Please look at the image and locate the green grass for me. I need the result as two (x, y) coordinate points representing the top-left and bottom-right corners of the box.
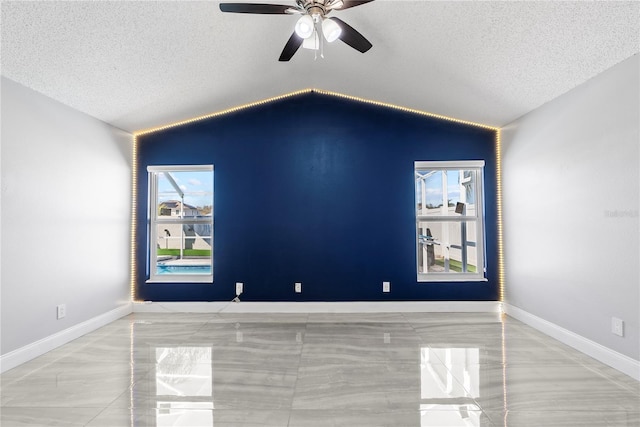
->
(157, 249), (211, 257)
(434, 258), (476, 273)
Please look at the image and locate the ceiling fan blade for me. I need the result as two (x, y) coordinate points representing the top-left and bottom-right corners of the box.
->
(279, 31), (303, 61)
(332, 0), (375, 10)
(331, 17), (372, 53)
(219, 3), (294, 14)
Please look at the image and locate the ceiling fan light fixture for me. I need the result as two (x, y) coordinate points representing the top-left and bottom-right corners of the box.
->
(322, 17), (342, 42)
(302, 31), (320, 50)
(328, 0), (344, 10)
(295, 14), (314, 38)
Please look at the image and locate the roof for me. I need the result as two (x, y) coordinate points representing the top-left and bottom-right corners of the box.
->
(159, 201), (198, 211)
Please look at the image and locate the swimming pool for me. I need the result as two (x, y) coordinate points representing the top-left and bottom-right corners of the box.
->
(156, 265), (212, 275)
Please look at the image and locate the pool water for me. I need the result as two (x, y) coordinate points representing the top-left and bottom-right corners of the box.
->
(156, 265), (211, 275)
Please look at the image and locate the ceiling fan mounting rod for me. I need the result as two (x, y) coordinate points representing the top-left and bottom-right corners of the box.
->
(297, 0), (328, 17)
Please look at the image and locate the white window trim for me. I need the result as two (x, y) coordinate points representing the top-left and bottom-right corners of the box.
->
(148, 165), (213, 173)
(415, 160), (487, 282)
(415, 160), (485, 169)
(147, 165), (214, 283)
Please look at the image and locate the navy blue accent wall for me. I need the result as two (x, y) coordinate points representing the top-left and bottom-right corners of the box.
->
(135, 93), (498, 302)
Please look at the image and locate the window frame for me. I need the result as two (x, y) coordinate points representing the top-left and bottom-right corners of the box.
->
(415, 160), (486, 282)
(147, 165), (213, 283)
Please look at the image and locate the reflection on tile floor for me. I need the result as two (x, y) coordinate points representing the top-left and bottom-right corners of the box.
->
(1, 312), (638, 426)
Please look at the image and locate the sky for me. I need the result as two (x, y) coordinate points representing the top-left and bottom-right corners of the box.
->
(158, 171), (213, 208)
(157, 169), (476, 210)
(417, 170), (459, 207)
(416, 170), (476, 208)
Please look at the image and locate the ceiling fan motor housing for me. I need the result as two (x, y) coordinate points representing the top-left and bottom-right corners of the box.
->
(297, 0), (335, 17)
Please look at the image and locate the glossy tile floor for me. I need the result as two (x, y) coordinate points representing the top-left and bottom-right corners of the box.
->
(1, 312), (638, 426)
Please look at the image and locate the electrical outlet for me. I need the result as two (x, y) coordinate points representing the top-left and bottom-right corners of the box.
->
(56, 304), (66, 319)
(382, 281), (391, 293)
(612, 317), (624, 337)
(235, 282), (243, 295)
(384, 333), (391, 344)
(295, 282), (302, 293)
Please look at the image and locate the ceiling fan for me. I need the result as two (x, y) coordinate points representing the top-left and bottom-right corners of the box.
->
(219, 0), (374, 61)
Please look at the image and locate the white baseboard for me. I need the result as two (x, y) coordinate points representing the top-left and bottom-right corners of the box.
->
(503, 303), (640, 381)
(7, 301), (636, 381)
(0, 303), (133, 374)
(133, 300), (501, 313)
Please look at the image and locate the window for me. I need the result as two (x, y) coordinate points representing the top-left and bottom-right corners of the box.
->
(420, 347), (481, 425)
(154, 346), (213, 426)
(148, 165), (213, 283)
(415, 161), (485, 281)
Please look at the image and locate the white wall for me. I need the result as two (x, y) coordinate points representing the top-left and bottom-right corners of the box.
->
(502, 54), (639, 361)
(1, 77), (132, 359)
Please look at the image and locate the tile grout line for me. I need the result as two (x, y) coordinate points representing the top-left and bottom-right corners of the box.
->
(287, 312), (310, 427)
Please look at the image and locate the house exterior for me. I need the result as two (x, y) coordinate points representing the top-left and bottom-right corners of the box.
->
(158, 200), (199, 217)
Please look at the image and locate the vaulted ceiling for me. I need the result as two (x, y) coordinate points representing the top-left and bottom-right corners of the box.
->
(2, 1), (638, 133)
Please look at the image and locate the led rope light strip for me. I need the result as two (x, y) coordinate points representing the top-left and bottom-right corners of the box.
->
(135, 89), (313, 136)
(496, 130), (505, 302)
(130, 89), (504, 303)
(314, 89), (499, 131)
(135, 88), (499, 136)
(130, 134), (139, 302)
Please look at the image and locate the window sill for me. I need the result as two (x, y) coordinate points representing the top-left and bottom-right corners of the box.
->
(417, 275), (488, 283)
(146, 275), (213, 284)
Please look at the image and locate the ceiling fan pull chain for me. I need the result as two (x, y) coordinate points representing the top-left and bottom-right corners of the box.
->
(317, 18), (324, 59)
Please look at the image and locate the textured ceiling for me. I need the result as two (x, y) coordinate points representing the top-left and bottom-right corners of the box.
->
(2, 1), (639, 133)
